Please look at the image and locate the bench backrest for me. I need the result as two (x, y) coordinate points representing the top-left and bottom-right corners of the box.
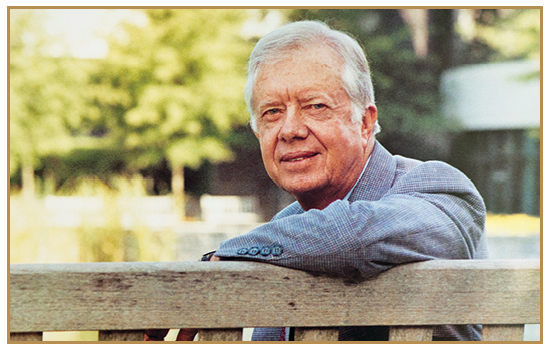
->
(9, 259), (540, 342)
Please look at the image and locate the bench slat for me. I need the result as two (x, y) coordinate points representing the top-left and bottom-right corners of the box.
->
(9, 260), (539, 332)
(98, 330), (144, 341)
(389, 326), (433, 341)
(295, 327), (339, 341)
(10, 332), (43, 341)
(198, 328), (243, 341)
(482, 324), (524, 341)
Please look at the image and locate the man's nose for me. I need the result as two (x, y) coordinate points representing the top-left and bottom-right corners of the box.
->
(278, 107), (308, 142)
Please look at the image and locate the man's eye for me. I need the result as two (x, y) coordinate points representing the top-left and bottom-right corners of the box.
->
(311, 104), (327, 110)
(264, 109), (280, 116)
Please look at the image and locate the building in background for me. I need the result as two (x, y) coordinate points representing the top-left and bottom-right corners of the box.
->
(442, 60), (540, 216)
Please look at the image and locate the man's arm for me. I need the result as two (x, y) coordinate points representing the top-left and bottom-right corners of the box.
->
(214, 161), (486, 281)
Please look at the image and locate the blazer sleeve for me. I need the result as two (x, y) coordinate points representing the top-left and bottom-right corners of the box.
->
(214, 161), (486, 281)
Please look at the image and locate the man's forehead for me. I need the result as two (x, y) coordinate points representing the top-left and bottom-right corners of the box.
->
(257, 43), (343, 72)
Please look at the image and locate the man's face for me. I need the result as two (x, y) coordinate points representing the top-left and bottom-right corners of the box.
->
(252, 45), (377, 209)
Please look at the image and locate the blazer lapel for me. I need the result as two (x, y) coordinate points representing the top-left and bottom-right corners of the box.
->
(348, 141), (397, 202)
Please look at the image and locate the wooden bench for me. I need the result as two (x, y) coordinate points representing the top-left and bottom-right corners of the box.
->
(9, 259), (540, 342)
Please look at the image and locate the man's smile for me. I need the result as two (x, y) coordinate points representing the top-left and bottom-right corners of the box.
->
(280, 151), (320, 163)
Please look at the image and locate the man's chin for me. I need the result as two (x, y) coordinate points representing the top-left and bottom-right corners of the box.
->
(282, 182), (328, 201)
(281, 181), (320, 194)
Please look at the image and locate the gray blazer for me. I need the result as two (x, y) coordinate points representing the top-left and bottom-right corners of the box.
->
(216, 141), (487, 341)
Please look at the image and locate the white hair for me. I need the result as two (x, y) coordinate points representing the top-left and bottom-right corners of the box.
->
(244, 20), (380, 134)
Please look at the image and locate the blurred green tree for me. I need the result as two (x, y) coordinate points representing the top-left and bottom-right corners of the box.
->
(453, 9), (540, 83)
(10, 10), (91, 198)
(456, 9), (540, 64)
(87, 9), (252, 217)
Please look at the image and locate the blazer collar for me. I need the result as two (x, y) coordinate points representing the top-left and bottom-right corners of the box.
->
(348, 141), (397, 202)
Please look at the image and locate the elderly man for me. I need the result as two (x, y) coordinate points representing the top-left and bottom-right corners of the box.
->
(146, 20), (487, 342)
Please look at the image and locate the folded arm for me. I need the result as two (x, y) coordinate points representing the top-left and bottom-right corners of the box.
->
(215, 162), (486, 280)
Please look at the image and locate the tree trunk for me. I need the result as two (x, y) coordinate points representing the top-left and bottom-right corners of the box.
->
(399, 9), (429, 58)
(22, 162), (35, 200)
(430, 9), (457, 72)
(172, 166), (185, 221)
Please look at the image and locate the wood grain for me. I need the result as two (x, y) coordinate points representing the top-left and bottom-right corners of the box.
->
(198, 328), (242, 341)
(10, 259), (540, 334)
(482, 324), (525, 341)
(389, 326), (433, 341)
(295, 327), (339, 341)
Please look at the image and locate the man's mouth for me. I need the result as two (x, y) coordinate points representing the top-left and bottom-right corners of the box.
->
(281, 151), (319, 162)
(288, 156), (310, 162)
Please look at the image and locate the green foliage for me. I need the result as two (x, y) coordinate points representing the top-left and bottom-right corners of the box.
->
(470, 9), (540, 62)
(11, 8), (538, 189)
(10, 10), (92, 176)
(10, 9), (253, 192)
(91, 9), (252, 170)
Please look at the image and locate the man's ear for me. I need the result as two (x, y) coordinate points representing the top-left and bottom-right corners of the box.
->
(361, 104), (378, 138)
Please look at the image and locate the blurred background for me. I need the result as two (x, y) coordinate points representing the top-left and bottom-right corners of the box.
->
(9, 8), (540, 340)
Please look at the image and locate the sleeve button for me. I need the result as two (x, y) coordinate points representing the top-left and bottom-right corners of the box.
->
(260, 247), (271, 256)
(237, 248), (248, 255)
(272, 245), (283, 256)
(248, 247), (260, 256)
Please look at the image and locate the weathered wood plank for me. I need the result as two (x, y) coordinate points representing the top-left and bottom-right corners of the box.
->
(10, 259), (540, 332)
(389, 326), (433, 341)
(10, 332), (42, 341)
(295, 327), (339, 341)
(198, 328), (242, 341)
(482, 324), (525, 341)
(98, 330), (144, 341)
